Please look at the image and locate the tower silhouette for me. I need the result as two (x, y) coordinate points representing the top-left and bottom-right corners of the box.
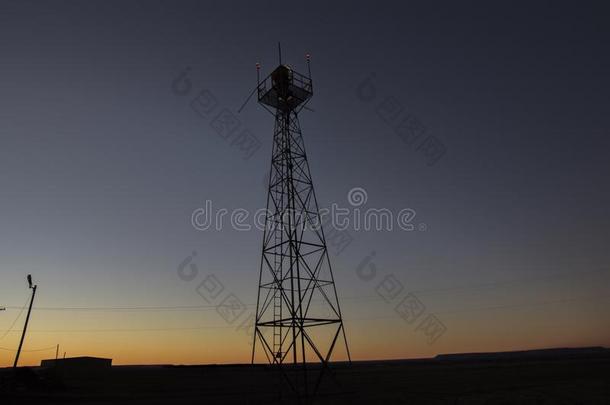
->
(251, 51), (351, 384)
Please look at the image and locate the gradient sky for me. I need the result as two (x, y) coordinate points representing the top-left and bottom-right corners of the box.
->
(1, 0), (609, 367)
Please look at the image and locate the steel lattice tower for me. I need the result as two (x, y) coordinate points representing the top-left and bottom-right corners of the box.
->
(251, 55), (351, 379)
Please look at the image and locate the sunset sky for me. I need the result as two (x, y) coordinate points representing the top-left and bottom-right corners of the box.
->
(1, 1), (609, 367)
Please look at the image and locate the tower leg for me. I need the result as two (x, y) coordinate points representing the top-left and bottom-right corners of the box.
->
(253, 110), (350, 395)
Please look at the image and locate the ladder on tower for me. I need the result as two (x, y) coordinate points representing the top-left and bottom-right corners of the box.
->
(272, 169), (283, 361)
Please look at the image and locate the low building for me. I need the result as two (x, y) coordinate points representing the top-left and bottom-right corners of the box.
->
(40, 356), (112, 371)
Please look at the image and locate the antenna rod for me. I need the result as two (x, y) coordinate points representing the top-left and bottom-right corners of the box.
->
(236, 63), (262, 114)
(306, 53), (311, 77)
(13, 275), (37, 369)
(278, 42), (282, 64)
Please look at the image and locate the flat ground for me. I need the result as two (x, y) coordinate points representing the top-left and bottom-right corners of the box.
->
(2, 354), (610, 404)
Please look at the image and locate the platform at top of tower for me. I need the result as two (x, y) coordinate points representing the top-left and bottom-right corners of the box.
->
(257, 64), (312, 111)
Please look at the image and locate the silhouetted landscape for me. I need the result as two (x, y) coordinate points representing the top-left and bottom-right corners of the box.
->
(1, 348), (609, 404)
(2, 1), (610, 404)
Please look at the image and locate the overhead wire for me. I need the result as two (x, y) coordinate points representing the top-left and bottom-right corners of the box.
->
(0, 295), (29, 340)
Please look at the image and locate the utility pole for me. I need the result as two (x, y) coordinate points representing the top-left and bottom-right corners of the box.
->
(13, 274), (37, 369)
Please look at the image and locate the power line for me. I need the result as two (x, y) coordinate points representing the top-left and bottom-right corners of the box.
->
(2, 267), (607, 313)
(0, 296), (383, 312)
(0, 294), (607, 334)
(0, 345), (56, 353)
(411, 267), (609, 296)
(0, 296), (29, 340)
(2, 304), (229, 312)
(435, 294), (610, 316)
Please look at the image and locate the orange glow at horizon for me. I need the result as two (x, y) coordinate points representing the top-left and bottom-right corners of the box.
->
(3, 306), (609, 368)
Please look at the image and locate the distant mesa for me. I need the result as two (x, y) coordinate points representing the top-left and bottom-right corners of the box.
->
(434, 346), (609, 362)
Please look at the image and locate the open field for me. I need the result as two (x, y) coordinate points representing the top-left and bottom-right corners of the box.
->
(2, 349), (610, 404)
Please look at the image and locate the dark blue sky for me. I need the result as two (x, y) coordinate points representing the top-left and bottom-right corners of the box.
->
(0, 1), (609, 364)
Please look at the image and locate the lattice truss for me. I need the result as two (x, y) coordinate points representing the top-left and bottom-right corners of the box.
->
(252, 110), (350, 366)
